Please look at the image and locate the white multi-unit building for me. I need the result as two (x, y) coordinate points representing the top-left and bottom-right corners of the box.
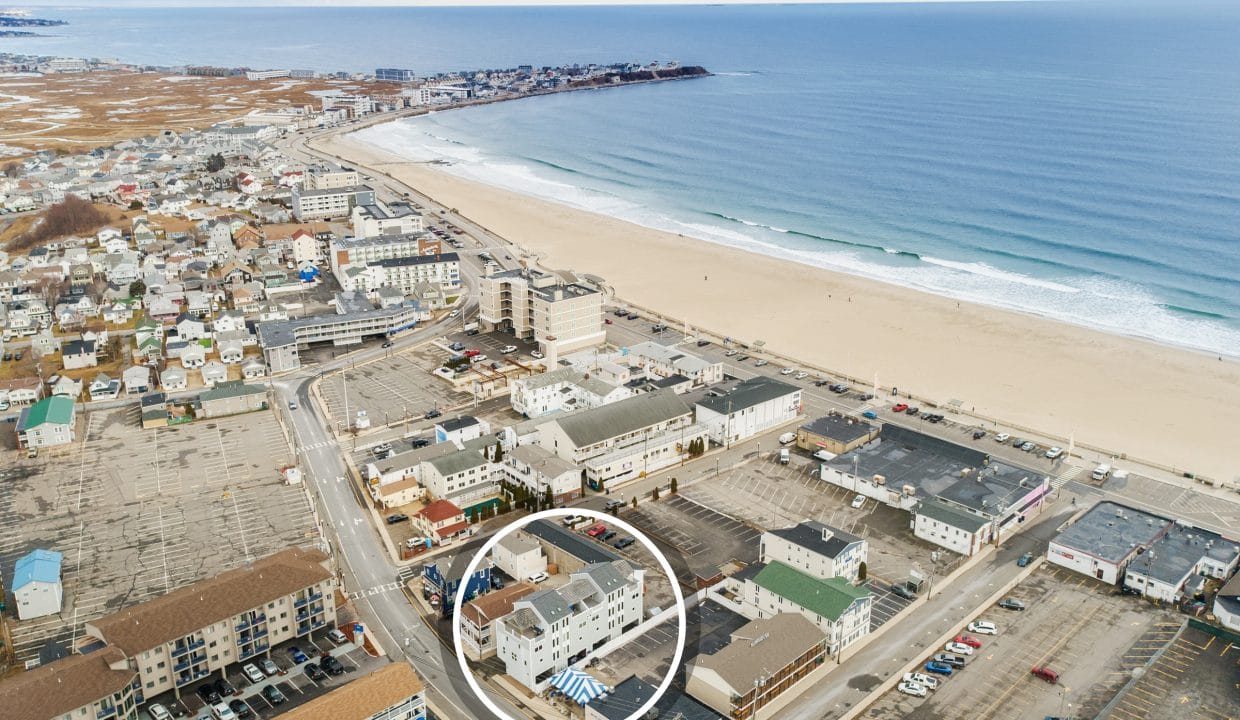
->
(760, 521), (867, 584)
(491, 533), (549, 583)
(732, 561), (871, 657)
(503, 445), (582, 505)
(352, 253), (461, 296)
(496, 561), (644, 690)
(478, 266), (604, 357)
(627, 341), (724, 386)
(694, 375), (801, 446)
(84, 548), (336, 700)
(509, 366), (633, 418)
(292, 184), (375, 221)
(535, 391), (707, 490)
(419, 445), (497, 506)
(351, 201), (424, 238)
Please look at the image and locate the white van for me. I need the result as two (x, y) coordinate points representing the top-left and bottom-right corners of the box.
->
(1091, 464), (1112, 481)
(812, 449), (835, 462)
(778, 432), (795, 445)
(779, 448), (790, 465)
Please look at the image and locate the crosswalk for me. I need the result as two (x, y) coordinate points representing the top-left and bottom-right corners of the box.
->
(347, 580), (404, 599)
(1052, 463), (1085, 489)
(299, 440), (335, 452)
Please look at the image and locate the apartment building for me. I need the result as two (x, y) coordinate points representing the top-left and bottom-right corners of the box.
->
(354, 254), (461, 296)
(760, 521), (868, 584)
(329, 233), (441, 280)
(257, 304), (422, 372)
(84, 548), (336, 700)
(733, 561), (871, 656)
(460, 582), (538, 661)
(304, 165), (360, 191)
(534, 391), (707, 489)
(496, 561), (644, 691)
(686, 613), (827, 720)
(277, 662), (426, 720)
(503, 445), (582, 505)
(509, 366), (632, 419)
(478, 266), (604, 357)
(376, 68), (419, 82)
(351, 201), (424, 238)
(694, 375), (802, 446)
(419, 445), (497, 506)
(292, 184), (374, 221)
(626, 341), (724, 386)
(1, 645), (141, 720)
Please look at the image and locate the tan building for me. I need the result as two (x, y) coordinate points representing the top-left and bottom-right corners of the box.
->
(372, 476), (423, 509)
(0, 645), (139, 720)
(196, 380), (267, 418)
(85, 548), (336, 700)
(795, 413), (878, 455)
(459, 581), (537, 660)
(686, 613), (827, 720)
(478, 266), (604, 357)
(304, 164), (360, 190)
(274, 662), (426, 720)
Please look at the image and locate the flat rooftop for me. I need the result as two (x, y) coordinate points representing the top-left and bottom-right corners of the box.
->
(800, 413), (876, 445)
(1136, 524), (1240, 585)
(1053, 501), (1172, 565)
(826, 425), (1045, 515)
(523, 519), (621, 566)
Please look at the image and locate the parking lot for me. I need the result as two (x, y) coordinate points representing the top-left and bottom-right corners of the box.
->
(1089, 624), (1237, 720)
(619, 493), (761, 588)
(680, 451), (960, 584)
(318, 344), (468, 430)
(594, 596), (749, 686)
(861, 564), (1179, 720)
(0, 407), (318, 665)
(145, 636), (377, 720)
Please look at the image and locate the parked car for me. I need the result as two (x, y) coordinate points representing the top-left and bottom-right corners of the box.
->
(626, 313), (639, 320)
(614, 537), (635, 549)
(449, 342), (465, 351)
(954, 634), (983, 649)
(411, 437), (431, 448)
(242, 664), (265, 684)
(725, 349), (739, 356)
(1020, 441), (1037, 452)
(892, 403), (909, 413)
(528, 571), (549, 584)
(148, 704), (173, 720)
(586, 523), (608, 537)
(967, 620), (998, 635)
(973, 429), (987, 440)
(448, 309), (460, 317)
(305, 661), (327, 681)
(288, 646), (309, 664)
(602, 530), (617, 541)
(779, 367), (794, 375)
(258, 658), (280, 676)
(754, 359), (768, 367)
(1045, 446), (1063, 459)
(932, 653), (967, 668)
(897, 681), (927, 698)
(905, 406), (920, 416)
(697, 340), (711, 347)
(613, 308), (629, 316)
(424, 408), (442, 419)
(531, 350), (544, 359)
(924, 661), (954, 676)
(862, 410), (878, 419)
(903, 672), (939, 690)
(287, 400), (298, 410)
(603, 499), (625, 511)
(381, 340), (393, 348)
(945, 641), (974, 655)
(196, 684), (221, 705)
(214, 676), (237, 696)
(995, 432), (1011, 443)
(228, 700), (253, 719)
(998, 597), (1027, 611)
(1031, 666), (1059, 683)
(210, 702), (236, 720)
(737, 354), (750, 361)
(794, 371), (808, 379)
(851, 494), (865, 509)
(1017, 552), (1034, 567)
(261, 684), (287, 705)
(814, 379), (830, 386)
(386, 513), (408, 525)
(500, 345), (518, 354)
(327, 629), (349, 645)
(652, 324), (668, 333)
(1012, 436), (1027, 447)
(890, 583), (916, 600)
(320, 654), (346, 676)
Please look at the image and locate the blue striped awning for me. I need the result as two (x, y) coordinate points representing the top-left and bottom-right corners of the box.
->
(549, 667), (606, 705)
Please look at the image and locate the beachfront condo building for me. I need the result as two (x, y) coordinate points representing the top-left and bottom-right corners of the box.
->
(351, 200), (424, 238)
(83, 548), (337, 701)
(330, 233), (441, 280)
(348, 253), (461, 296)
(0, 644), (142, 720)
(478, 266), (604, 357)
(495, 561), (644, 691)
(292, 184), (374, 221)
(304, 164), (361, 190)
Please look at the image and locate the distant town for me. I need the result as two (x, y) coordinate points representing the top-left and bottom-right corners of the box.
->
(0, 29), (1236, 720)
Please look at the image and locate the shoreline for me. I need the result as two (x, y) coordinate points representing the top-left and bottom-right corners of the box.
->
(319, 132), (1239, 483)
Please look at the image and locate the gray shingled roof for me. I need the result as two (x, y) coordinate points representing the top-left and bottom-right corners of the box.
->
(694, 613), (826, 691)
(767, 521), (863, 560)
(426, 448), (488, 476)
(553, 390), (690, 448)
(915, 498), (991, 533)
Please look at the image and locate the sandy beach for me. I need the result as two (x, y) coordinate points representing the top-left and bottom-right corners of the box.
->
(321, 132), (1239, 483)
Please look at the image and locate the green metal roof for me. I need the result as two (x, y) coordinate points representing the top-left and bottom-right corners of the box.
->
(752, 561), (870, 621)
(18, 396), (75, 430)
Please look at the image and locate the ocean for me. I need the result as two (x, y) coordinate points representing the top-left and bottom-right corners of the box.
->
(13, 2), (1240, 356)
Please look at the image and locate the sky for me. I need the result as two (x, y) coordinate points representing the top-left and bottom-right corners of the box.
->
(12, 0), (1034, 7)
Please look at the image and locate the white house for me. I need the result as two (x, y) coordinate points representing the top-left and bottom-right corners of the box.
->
(160, 366), (188, 392)
(627, 341), (724, 386)
(491, 532), (548, 582)
(734, 561), (872, 656)
(761, 521), (868, 584)
(434, 415), (489, 445)
(503, 445), (581, 505)
(509, 366), (632, 419)
(694, 375), (801, 446)
(122, 365), (152, 395)
(496, 561), (644, 691)
(12, 549), (63, 620)
(200, 360), (228, 387)
(16, 396), (76, 449)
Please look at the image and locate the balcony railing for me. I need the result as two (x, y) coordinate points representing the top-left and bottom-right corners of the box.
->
(169, 638), (204, 657)
(96, 706), (117, 719)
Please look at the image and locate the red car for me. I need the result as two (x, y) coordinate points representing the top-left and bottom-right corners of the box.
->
(1031, 666), (1059, 683)
(463, 349), (481, 358)
(892, 403), (909, 413)
(954, 634), (983, 649)
(586, 523), (608, 537)
(604, 318), (613, 324)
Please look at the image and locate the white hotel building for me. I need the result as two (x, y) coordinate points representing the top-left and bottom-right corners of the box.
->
(695, 375), (802, 446)
(496, 561), (644, 691)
